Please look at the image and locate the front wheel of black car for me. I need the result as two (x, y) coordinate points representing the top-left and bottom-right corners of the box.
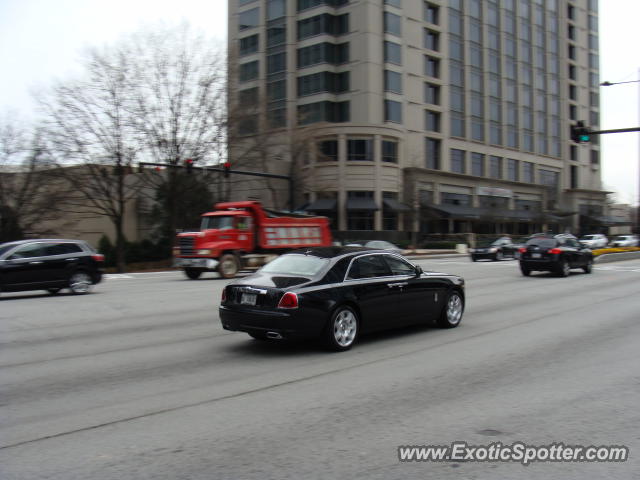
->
(520, 264), (531, 276)
(437, 291), (464, 328)
(184, 268), (202, 280)
(324, 305), (359, 351)
(558, 259), (571, 277)
(583, 258), (593, 274)
(494, 251), (503, 261)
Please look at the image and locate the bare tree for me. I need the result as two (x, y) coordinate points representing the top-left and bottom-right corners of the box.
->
(127, 24), (227, 243)
(38, 24), (227, 270)
(0, 115), (70, 241)
(38, 46), (141, 272)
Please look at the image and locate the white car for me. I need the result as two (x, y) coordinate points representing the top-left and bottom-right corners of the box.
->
(579, 234), (608, 249)
(609, 235), (639, 247)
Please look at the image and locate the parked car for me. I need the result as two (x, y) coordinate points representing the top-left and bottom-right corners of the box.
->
(609, 235), (639, 247)
(363, 240), (403, 254)
(219, 247), (465, 351)
(579, 234), (608, 249)
(518, 234), (593, 277)
(469, 236), (518, 261)
(0, 239), (104, 295)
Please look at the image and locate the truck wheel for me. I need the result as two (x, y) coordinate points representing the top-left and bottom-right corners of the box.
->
(218, 254), (240, 279)
(184, 268), (202, 280)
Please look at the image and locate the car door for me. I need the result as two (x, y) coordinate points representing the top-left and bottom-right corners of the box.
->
(563, 238), (582, 267)
(45, 242), (84, 284)
(2, 242), (53, 289)
(383, 255), (448, 325)
(344, 254), (396, 332)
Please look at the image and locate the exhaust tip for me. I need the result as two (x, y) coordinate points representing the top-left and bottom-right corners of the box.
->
(266, 331), (283, 340)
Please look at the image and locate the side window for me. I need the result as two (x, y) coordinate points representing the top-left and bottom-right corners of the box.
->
(9, 243), (48, 259)
(566, 238), (579, 248)
(236, 217), (252, 231)
(47, 243), (82, 255)
(347, 255), (392, 279)
(384, 255), (416, 276)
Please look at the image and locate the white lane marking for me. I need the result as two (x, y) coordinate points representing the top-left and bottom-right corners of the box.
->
(104, 274), (134, 279)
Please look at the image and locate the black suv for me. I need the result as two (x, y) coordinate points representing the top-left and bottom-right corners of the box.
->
(0, 239), (104, 295)
(518, 234), (593, 277)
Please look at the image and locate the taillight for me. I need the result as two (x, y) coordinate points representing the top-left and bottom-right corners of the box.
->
(548, 248), (562, 254)
(518, 247), (526, 253)
(221, 288), (227, 303)
(277, 292), (298, 309)
(92, 254), (105, 262)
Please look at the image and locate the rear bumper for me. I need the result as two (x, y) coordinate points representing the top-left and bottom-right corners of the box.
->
(219, 305), (325, 340)
(519, 259), (559, 271)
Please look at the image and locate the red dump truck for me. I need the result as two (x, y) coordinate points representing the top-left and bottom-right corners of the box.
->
(174, 201), (333, 279)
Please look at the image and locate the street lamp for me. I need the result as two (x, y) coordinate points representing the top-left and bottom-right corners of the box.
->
(600, 74), (640, 233)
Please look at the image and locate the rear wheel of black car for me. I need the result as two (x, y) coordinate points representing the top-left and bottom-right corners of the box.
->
(218, 254), (240, 279)
(69, 271), (92, 294)
(437, 290), (464, 328)
(324, 305), (359, 351)
(494, 251), (503, 261)
(520, 264), (531, 276)
(470, 255), (477, 262)
(184, 268), (202, 280)
(558, 259), (571, 277)
(583, 258), (593, 274)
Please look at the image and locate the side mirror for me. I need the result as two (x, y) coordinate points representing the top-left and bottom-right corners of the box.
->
(415, 265), (423, 276)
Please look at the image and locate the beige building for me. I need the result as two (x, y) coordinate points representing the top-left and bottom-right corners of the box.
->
(227, 0), (608, 240)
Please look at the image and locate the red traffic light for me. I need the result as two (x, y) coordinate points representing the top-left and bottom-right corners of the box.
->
(223, 162), (231, 178)
(185, 158), (194, 173)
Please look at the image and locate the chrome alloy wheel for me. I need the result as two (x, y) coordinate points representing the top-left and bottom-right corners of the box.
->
(446, 293), (463, 326)
(333, 309), (357, 347)
(69, 272), (92, 294)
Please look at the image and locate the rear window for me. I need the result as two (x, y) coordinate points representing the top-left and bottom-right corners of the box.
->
(261, 254), (329, 276)
(525, 237), (557, 249)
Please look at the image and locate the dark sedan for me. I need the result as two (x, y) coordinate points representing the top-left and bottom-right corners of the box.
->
(519, 234), (593, 277)
(219, 247), (465, 351)
(0, 239), (104, 296)
(469, 236), (518, 261)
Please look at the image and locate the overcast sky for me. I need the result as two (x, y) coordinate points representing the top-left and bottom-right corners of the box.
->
(0, 0), (638, 205)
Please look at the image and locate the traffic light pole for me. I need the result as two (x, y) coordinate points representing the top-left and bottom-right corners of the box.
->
(588, 127), (640, 135)
(138, 162), (295, 212)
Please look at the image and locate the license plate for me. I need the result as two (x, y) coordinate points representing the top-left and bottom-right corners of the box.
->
(532, 253), (541, 258)
(240, 293), (257, 305)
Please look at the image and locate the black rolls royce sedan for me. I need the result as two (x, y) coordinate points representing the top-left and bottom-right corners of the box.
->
(519, 234), (593, 277)
(219, 247), (465, 351)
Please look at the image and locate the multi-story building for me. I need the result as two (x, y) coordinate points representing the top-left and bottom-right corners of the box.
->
(228, 0), (608, 240)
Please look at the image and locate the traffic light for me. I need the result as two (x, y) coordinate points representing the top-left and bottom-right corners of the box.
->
(223, 162), (231, 178)
(570, 121), (591, 143)
(185, 158), (194, 173)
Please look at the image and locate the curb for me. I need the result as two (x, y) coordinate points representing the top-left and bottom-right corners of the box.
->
(594, 251), (640, 264)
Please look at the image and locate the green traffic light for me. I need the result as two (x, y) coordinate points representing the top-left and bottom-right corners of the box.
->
(579, 134), (590, 142)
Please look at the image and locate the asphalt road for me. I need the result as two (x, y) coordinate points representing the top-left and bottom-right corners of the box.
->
(1, 257), (639, 479)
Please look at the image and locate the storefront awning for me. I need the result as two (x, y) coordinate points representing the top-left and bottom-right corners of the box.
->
(304, 199), (337, 212)
(428, 204), (483, 219)
(383, 198), (411, 212)
(346, 198), (379, 211)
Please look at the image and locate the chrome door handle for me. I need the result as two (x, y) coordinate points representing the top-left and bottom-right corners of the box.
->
(29, 261), (43, 265)
(66, 258), (79, 261)
(387, 282), (408, 288)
